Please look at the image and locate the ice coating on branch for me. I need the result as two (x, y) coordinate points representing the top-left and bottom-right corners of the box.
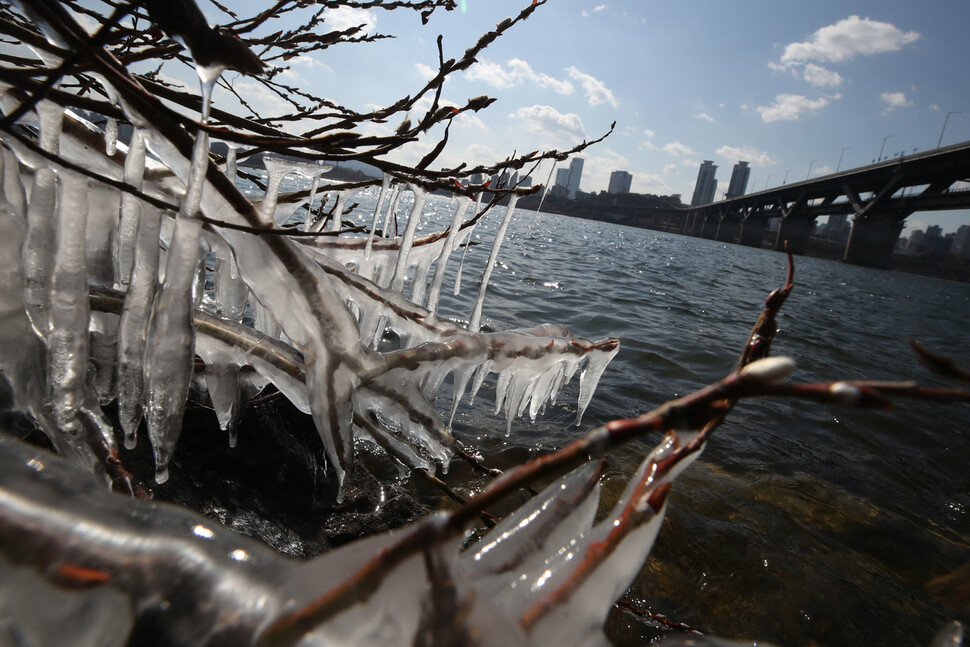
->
(0, 415), (704, 647)
(469, 195), (519, 332)
(47, 173), (90, 434)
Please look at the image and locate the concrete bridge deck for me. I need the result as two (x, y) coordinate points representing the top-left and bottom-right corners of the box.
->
(683, 139), (970, 267)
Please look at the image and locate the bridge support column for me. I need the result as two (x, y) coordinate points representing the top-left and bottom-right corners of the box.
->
(700, 214), (719, 239)
(716, 217), (741, 243)
(843, 214), (904, 268)
(774, 215), (815, 254)
(739, 217), (768, 247)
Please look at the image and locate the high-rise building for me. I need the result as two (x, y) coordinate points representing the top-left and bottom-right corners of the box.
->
(555, 167), (570, 188)
(566, 157), (584, 198)
(690, 160), (718, 206)
(608, 170), (633, 194)
(953, 225), (970, 256)
(726, 161), (750, 198)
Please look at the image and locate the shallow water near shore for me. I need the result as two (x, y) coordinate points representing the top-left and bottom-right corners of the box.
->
(274, 181), (970, 645)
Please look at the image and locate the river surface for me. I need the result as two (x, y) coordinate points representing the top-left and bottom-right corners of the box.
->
(285, 181), (970, 646)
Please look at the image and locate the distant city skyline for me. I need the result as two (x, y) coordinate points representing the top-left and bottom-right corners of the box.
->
(191, 1), (970, 231)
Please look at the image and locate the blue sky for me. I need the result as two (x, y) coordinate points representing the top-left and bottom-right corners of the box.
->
(214, 1), (970, 232)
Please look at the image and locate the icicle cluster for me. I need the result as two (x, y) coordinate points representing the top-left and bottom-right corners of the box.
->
(0, 68), (618, 496)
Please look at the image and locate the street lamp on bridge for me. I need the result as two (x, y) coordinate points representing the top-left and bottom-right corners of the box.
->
(938, 111), (962, 148)
(878, 135), (893, 161)
(806, 160), (816, 180)
(837, 147), (851, 172)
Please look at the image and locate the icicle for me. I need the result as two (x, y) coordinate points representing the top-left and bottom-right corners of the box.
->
(144, 71), (214, 482)
(22, 167), (56, 338)
(259, 156), (292, 225)
(0, 147), (46, 417)
(225, 143), (239, 184)
(193, 238), (210, 307)
(468, 195), (519, 332)
(104, 117), (118, 156)
(85, 180), (121, 288)
(302, 176), (322, 231)
(88, 311), (118, 405)
(47, 173), (90, 434)
(363, 174), (393, 260)
(116, 203), (162, 448)
(113, 129), (147, 288)
(3, 148), (27, 218)
(212, 240), (247, 321)
(454, 192), (483, 296)
(382, 183), (403, 237)
(536, 160), (557, 212)
(426, 196), (470, 314)
(252, 297), (281, 339)
(388, 185), (427, 291)
(576, 342), (620, 425)
(326, 189), (354, 234)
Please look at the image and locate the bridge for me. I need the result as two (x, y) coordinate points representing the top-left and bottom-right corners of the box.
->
(682, 140), (970, 267)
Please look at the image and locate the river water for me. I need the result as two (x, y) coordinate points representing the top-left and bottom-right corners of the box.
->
(288, 182), (970, 645)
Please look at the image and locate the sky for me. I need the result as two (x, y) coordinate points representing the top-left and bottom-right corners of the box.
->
(210, 1), (970, 233)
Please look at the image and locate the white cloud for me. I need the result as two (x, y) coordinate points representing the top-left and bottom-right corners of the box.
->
(509, 104), (586, 142)
(802, 63), (842, 88)
(643, 129), (656, 138)
(661, 141), (698, 157)
(880, 91), (913, 114)
(581, 4), (607, 17)
(564, 66), (618, 107)
(929, 104), (941, 112)
(415, 63), (436, 80)
(465, 59), (573, 95)
(633, 173), (673, 195)
(756, 93), (830, 122)
(663, 163), (678, 175)
(325, 7), (377, 34)
(716, 145), (780, 167)
(780, 16), (919, 64)
(232, 79), (291, 116)
(693, 112), (716, 123)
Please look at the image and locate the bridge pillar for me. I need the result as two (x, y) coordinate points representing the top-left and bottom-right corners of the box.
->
(700, 214), (719, 239)
(716, 216), (741, 243)
(774, 215), (815, 254)
(843, 213), (904, 268)
(739, 216), (768, 247)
